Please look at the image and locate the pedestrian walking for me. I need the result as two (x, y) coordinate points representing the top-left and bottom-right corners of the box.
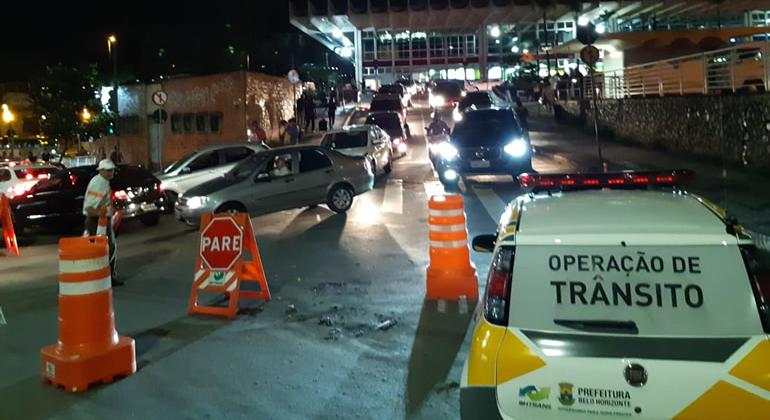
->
(287, 118), (301, 145)
(83, 159), (123, 286)
(296, 94), (306, 127)
(304, 96), (316, 132)
(109, 146), (123, 164)
(249, 121), (267, 143)
(327, 95), (338, 128)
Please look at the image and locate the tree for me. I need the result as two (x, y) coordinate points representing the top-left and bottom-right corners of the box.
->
(30, 64), (114, 151)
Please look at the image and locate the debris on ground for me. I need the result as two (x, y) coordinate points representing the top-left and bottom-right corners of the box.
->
(319, 315), (335, 327)
(325, 328), (343, 341)
(285, 304), (298, 315)
(376, 318), (397, 331)
(435, 382), (460, 393)
(238, 306), (263, 317)
(0, 306), (6, 326)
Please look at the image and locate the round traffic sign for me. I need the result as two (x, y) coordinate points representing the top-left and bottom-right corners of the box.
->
(580, 45), (600, 66)
(200, 217), (244, 271)
(152, 90), (168, 106)
(287, 69), (300, 84)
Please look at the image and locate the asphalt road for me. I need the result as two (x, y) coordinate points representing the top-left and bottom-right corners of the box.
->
(1, 99), (768, 420)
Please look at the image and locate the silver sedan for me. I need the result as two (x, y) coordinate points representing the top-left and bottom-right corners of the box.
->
(175, 145), (374, 226)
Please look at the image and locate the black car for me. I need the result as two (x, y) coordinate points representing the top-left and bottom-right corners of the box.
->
(10, 164), (166, 235)
(457, 91), (492, 113)
(430, 80), (464, 110)
(434, 107), (531, 187)
(365, 111), (410, 157)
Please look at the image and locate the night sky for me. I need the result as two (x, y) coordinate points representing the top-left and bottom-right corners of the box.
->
(0, 0), (352, 83)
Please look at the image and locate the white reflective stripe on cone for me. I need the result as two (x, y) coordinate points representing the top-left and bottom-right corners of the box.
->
(429, 224), (466, 232)
(59, 255), (109, 274)
(59, 277), (112, 295)
(430, 240), (468, 248)
(428, 209), (464, 217)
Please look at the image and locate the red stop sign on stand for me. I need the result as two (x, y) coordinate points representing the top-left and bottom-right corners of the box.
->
(200, 217), (244, 271)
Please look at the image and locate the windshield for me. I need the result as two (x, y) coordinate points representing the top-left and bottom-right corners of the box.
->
(370, 99), (401, 112)
(451, 110), (519, 146)
(433, 82), (462, 98)
(508, 245), (764, 336)
(458, 93), (492, 111)
(164, 151), (197, 174)
(321, 131), (368, 149)
(365, 114), (402, 132)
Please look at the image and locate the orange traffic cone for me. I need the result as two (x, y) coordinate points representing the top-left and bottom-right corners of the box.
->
(1, 195), (19, 256)
(426, 195), (478, 300)
(41, 236), (135, 392)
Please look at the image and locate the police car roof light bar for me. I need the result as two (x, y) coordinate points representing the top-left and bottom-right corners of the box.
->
(518, 169), (694, 193)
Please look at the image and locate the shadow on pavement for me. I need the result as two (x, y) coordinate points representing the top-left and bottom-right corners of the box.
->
(131, 316), (228, 370)
(406, 298), (475, 416)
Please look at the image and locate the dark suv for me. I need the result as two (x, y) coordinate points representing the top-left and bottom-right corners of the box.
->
(10, 164), (166, 235)
(434, 107), (531, 187)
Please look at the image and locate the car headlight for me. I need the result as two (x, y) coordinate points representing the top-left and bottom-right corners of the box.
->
(186, 196), (209, 210)
(504, 138), (529, 157)
(430, 95), (445, 108)
(438, 142), (459, 160)
(452, 108), (463, 122)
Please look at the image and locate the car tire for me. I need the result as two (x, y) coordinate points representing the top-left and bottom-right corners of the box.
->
(384, 153), (393, 174)
(327, 184), (354, 213)
(216, 202), (247, 215)
(139, 213), (160, 226)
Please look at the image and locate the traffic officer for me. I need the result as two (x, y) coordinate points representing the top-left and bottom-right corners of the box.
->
(83, 159), (123, 286)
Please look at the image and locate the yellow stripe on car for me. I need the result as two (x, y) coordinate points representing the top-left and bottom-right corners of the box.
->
(729, 339), (770, 392)
(495, 329), (546, 384)
(465, 319), (506, 386)
(674, 380), (770, 419)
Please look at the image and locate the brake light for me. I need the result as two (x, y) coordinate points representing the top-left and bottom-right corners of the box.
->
(69, 174), (78, 186)
(740, 245), (770, 333)
(25, 174), (33, 180)
(518, 169), (693, 191)
(113, 190), (129, 201)
(156, 181), (163, 193)
(484, 247), (514, 326)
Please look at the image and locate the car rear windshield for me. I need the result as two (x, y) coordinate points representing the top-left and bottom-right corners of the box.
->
(115, 166), (157, 186)
(507, 245), (765, 336)
(370, 99), (402, 112)
(458, 93), (492, 111)
(433, 83), (462, 98)
(451, 111), (519, 146)
(366, 114), (402, 132)
(321, 131), (368, 149)
(14, 167), (59, 180)
(379, 85), (402, 95)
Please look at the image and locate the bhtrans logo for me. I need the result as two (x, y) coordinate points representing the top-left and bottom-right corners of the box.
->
(518, 385), (552, 409)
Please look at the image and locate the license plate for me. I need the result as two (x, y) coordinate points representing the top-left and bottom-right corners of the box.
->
(140, 203), (158, 212)
(470, 160), (490, 168)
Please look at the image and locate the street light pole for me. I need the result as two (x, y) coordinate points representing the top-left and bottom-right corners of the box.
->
(107, 34), (119, 149)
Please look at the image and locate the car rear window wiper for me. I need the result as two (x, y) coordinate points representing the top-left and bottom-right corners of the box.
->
(554, 319), (639, 335)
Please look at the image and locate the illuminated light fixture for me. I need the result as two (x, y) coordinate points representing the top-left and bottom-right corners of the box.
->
(522, 49), (530, 54)
(511, 46), (520, 53)
(578, 16), (590, 26)
(336, 46), (353, 58)
(596, 23), (607, 34)
(490, 25), (501, 38)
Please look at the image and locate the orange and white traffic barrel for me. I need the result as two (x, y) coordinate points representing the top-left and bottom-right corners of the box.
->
(426, 194), (478, 300)
(40, 235), (135, 392)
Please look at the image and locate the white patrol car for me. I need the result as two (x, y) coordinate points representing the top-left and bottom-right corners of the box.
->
(461, 170), (770, 420)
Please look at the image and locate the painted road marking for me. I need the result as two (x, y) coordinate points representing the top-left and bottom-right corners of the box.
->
(382, 179), (403, 214)
(470, 185), (507, 222)
(423, 181), (445, 198)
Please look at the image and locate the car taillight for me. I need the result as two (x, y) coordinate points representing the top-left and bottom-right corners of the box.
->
(156, 181), (163, 193)
(519, 169), (693, 192)
(484, 246), (514, 326)
(69, 174), (78, 186)
(113, 190), (129, 201)
(740, 245), (770, 333)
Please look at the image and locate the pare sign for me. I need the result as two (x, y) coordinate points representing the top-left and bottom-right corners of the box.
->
(200, 217), (244, 271)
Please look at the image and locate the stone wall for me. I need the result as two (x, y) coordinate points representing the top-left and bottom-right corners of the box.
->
(559, 95), (770, 169)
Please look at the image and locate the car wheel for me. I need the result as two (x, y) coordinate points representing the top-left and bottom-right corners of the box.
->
(327, 184), (354, 213)
(139, 213), (160, 226)
(384, 153), (393, 174)
(216, 202), (247, 215)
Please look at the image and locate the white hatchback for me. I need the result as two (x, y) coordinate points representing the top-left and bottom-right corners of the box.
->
(0, 163), (60, 198)
(462, 170), (770, 420)
(158, 142), (268, 203)
(320, 125), (393, 176)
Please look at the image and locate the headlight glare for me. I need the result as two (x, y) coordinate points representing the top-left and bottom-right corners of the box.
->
(438, 142), (459, 160)
(504, 138), (528, 157)
(187, 196), (209, 210)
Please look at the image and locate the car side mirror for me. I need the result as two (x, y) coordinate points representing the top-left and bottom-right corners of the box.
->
(472, 234), (496, 253)
(255, 172), (270, 182)
(181, 167), (192, 174)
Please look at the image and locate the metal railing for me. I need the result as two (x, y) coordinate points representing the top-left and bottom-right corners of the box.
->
(591, 40), (770, 99)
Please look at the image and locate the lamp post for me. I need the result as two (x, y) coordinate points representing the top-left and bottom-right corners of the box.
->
(2, 104), (15, 150)
(107, 34), (119, 147)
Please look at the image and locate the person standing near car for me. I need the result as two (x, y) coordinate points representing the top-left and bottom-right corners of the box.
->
(327, 94), (338, 128)
(83, 159), (123, 286)
(304, 95), (316, 132)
